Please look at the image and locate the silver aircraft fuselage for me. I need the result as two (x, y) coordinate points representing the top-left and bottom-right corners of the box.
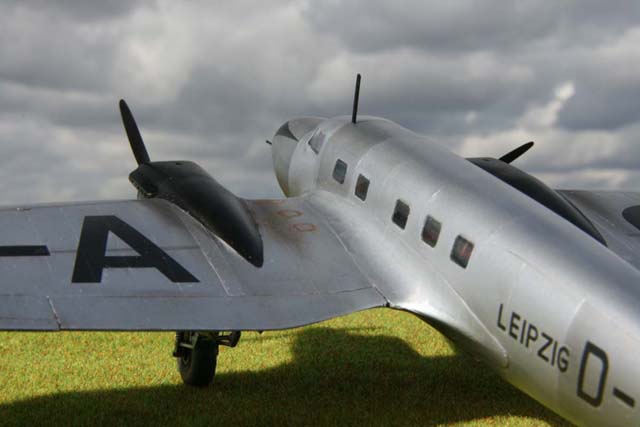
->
(271, 116), (640, 427)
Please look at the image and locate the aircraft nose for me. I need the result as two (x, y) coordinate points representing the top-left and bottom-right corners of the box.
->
(271, 117), (324, 195)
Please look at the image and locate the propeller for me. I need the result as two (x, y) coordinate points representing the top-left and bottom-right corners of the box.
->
(119, 99), (151, 165)
(499, 141), (534, 164)
(117, 99), (264, 267)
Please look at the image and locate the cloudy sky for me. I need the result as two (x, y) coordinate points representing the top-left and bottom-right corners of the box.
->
(1, 0), (640, 205)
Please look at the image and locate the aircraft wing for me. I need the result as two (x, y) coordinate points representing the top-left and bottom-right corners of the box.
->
(559, 190), (640, 271)
(0, 197), (386, 331)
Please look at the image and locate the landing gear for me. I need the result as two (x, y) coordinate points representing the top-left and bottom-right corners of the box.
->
(173, 331), (242, 387)
(174, 331), (218, 386)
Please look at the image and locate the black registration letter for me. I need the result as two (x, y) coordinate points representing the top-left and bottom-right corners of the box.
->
(72, 215), (198, 283)
(577, 341), (609, 407)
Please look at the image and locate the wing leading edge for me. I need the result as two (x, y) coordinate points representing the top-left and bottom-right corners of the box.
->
(559, 190), (640, 272)
(0, 197), (386, 331)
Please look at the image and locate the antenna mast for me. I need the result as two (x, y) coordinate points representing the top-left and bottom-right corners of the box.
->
(351, 73), (361, 124)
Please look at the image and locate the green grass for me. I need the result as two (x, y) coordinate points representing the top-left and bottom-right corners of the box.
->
(0, 309), (571, 426)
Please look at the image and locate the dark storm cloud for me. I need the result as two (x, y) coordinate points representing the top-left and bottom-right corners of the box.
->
(4, 0), (150, 21)
(303, 0), (640, 54)
(558, 84), (640, 131)
(0, 3), (122, 92)
(304, 0), (640, 135)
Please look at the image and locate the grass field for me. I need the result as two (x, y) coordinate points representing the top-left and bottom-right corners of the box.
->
(0, 309), (571, 426)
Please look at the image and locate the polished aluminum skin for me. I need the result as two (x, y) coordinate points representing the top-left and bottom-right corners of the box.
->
(274, 116), (640, 426)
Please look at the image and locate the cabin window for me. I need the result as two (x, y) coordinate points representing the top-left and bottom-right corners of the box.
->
(392, 200), (410, 229)
(333, 159), (348, 184)
(355, 174), (370, 201)
(451, 235), (474, 268)
(422, 216), (441, 247)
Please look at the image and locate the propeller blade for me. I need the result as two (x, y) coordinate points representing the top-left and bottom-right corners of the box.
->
(499, 141), (534, 164)
(119, 99), (150, 165)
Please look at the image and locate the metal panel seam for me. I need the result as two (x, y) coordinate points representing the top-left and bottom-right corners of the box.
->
(46, 296), (62, 330)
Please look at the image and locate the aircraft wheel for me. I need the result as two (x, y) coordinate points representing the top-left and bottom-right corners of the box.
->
(177, 332), (219, 387)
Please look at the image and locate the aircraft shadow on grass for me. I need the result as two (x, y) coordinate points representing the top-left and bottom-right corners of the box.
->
(2, 328), (571, 426)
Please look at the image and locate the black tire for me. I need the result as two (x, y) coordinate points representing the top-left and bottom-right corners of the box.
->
(178, 336), (219, 387)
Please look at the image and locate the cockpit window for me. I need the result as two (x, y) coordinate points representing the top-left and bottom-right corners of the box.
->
(309, 130), (325, 154)
(333, 159), (348, 184)
(275, 122), (298, 141)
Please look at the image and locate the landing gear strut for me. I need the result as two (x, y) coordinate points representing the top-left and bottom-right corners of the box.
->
(173, 331), (241, 387)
